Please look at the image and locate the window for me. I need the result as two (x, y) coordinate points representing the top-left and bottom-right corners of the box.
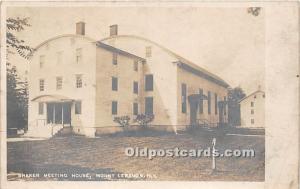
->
(133, 81), (138, 94)
(215, 93), (218, 115)
(224, 97), (227, 115)
(57, 51), (63, 64)
(251, 119), (254, 124)
(112, 53), (118, 65)
(76, 75), (82, 88)
(145, 74), (153, 91)
(251, 101), (254, 107)
(263, 94), (265, 98)
(254, 95), (256, 99)
(110, 25), (118, 36)
(75, 101), (81, 114)
(39, 79), (45, 91)
(208, 91), (211, 114)
(199, 89), (203, 114)
(145, 46), (152, 57)
(134, 60), (138, 71)
(39, 55), (45, 68)
(56, 77), (62, 90)
(145, 97), (153, 115)
(112, 77), (118, 91)
(76, 48), (82, 64)
(251, 109), (254, 114)
(133, 103), (138, 115)
(181, 83), (187, 113)
(112, 101), (118, 115)
(38, 102), (44, 115)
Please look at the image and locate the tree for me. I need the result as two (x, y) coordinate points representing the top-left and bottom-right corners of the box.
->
(228, 87), (246, 127)
(6, 17), (33, 132)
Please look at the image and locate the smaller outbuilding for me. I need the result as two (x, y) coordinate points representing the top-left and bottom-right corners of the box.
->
(239, 87), (265, 128)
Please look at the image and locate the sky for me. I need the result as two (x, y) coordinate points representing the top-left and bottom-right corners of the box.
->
(7, 6), (265, 95)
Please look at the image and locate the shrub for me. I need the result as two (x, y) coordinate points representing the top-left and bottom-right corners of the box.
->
(133, 114), (155, 127)
(113, 116), (130, 127)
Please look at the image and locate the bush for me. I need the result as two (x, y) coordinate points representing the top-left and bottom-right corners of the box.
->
(133, 114), (154, 127)
(113, 116), (130, 127)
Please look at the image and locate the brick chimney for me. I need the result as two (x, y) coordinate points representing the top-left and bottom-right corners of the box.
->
(110, 24), (118, 36)
(76, 22), (85, 35)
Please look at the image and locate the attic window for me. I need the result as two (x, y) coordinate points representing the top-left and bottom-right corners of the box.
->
(145, 46), (152, 58)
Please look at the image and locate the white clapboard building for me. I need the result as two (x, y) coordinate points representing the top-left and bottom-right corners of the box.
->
(239, 87), (265, 128)
(27, 22), (229, 138)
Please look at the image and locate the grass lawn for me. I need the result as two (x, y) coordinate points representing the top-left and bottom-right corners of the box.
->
(7, 129), (264, 181)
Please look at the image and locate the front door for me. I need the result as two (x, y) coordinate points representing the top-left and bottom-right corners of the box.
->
(46, 102), (71, 126)
(62, 103), (71, 126)
(189, 97), (199, 127)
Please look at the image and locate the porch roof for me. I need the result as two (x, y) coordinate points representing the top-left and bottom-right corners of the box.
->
(31, 95), (74, 102)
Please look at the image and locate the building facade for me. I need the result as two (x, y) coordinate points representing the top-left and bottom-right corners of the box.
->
(27, 22), (229, 138)
(239, 89), (265, 128)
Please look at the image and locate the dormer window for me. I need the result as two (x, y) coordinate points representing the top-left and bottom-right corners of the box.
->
(145, 46), (152, 58)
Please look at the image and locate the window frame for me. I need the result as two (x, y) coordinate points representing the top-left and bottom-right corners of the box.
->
(181, 83), (187, 114)
(133, 81), (138, 94)
(134, 60), (138, 71)
(39, 79), (45, 91)
(215, 93), (218, 115)
(75, 101), (82, 115)
(76, 75), (83, 88)
(207, 91), (211, 115)
(112, 77), (118, 91)
(112, 101), (118, 115)
(133, 102), (138, 115)
(145, 46), (152, 58)
(112, 53), (118, 65)
(38, 102), (44, 115)
(224, 96), (227, 115)
(199, 88), (203, 114)
(145, 74), (153, 91)
(56, 77), (63, 90)
(145, 97), (153, 115)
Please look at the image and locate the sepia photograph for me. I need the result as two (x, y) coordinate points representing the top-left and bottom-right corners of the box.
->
(4, 5), (266, 182)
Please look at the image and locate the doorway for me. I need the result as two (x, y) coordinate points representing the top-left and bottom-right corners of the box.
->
(47, 102), (71, 126)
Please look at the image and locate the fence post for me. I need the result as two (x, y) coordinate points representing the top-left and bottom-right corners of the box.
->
(212, 138), (216, 171)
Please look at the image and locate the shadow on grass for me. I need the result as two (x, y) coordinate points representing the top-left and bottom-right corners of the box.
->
(102, 127), (175, 138)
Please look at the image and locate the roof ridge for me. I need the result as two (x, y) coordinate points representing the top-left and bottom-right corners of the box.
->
(99, 35), (229, 88)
